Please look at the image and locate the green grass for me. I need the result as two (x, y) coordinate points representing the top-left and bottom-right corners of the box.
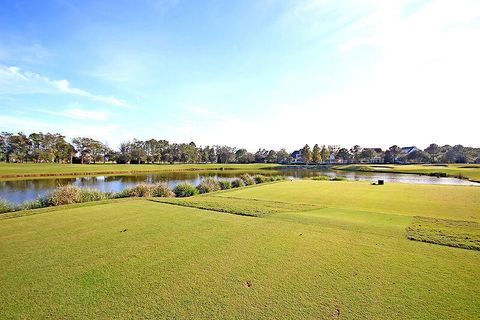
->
(216, 180), (480, 221)
(1, 181), (479, 319)
(334, 163), (480, 182)
(154, 195), (322, 217)
(406, 216), (480, 250)
(0, 162), (281, 180)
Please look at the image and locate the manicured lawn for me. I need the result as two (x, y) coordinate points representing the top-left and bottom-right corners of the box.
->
(217, 180), (480, 221)
(0, 162), (280, 180)
(334, 163), (480, 182)
(1, 181), (479, 319)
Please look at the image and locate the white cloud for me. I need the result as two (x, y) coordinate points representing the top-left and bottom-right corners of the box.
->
(0, 65), (132, 108)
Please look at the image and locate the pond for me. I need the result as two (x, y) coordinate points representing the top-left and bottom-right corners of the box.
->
(0, 168), (478, 204)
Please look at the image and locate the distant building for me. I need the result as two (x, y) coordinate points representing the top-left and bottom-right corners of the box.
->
(400, 146), (419, 155)
(397, 146), (420, 162)
(329, 153), (336, 164)
(363, 148), (383, 163)
(291, 150), (303, 163)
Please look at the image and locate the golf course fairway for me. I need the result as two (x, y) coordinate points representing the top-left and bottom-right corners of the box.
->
(1, 180), (479, 319)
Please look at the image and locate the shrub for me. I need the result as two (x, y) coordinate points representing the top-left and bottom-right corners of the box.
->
(113, 188), (132, 199)
(152, 183), (175, 197)
(80, 188), (109, 202)
(128, 183), (154, 197)
(231, 178), (245, 188)
(197, 178), (221, 194)
(270, 175), (286, 181)
(173, 183), (198, 197)
(218, 180), (232, 190)
(48, 185), (82, 206)
(253, 175), (269, 184)
(16, 197), (48, 211)
(0, 199), (14, 213)
(240, 173), (255, 186)
(330, 176), (346, 181)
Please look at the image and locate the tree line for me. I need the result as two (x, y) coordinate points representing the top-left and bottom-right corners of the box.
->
(299, 144), (480, 164)
(0, 132), (479, 164)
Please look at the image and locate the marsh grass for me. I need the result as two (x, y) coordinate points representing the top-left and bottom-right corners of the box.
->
(173, 183), (198, 197)
(197, 178), (221, 194)
(310, 176), (330, 181)
(48, 185), (82, 206)
(231, 178), (245, 188)
(152, 183), (175, 197)
(218, 180), (232, 190)
(253, 175), (269, 184)
(406, 216), (480, 250)
(240, 173), (255, 185)
(0, 199), (13, 213)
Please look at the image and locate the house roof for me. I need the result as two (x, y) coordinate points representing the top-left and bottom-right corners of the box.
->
(291, 150), (301, 157)
(401, 146), (418, 153)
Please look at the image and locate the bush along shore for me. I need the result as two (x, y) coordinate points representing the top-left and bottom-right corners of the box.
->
(0, 174), (286, 214)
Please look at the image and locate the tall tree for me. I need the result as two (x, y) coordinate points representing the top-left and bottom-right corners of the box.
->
(302, 144), (312, 165)
(359, 148), (376, 163)
(350, 145), (362, 163)
(312, 144), (321, 164)
(276, 148), (291, 164)
(8, 133), (30, 162)
(424, 143), (441, 163)
(336, 148), (351, 163)
(388, 145), (401, 163)
(320, 145), (330, 163)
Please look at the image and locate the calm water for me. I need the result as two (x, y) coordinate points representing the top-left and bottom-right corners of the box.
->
(0, 169), (478, 204)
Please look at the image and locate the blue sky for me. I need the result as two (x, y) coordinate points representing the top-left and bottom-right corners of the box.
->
(1, 0), (479, 151)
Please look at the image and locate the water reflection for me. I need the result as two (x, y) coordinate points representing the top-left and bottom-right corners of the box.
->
(0, 169), (477, 204)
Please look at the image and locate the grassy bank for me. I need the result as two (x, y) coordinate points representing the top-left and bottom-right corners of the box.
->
(333, 163), (480, 182)
(0, 163), (281, 181)
(1, 180), (479, 319)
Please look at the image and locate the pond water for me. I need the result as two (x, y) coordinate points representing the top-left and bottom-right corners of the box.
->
(0, 168), (478, 204)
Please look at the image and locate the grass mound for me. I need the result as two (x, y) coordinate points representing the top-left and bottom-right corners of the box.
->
(154, 195), (322, 217)
(406, 216), (480, 250)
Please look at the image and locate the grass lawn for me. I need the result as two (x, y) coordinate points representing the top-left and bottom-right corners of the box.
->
(334, 163), (480, 182)
(1, 181), (479, 319)
(0, 162), (281, 180)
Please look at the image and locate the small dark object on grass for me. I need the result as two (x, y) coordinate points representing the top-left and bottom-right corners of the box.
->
(378, 180), (384, 185)
(244, 281), (253, 288)
(120, 229), (128, 233)
(299, 233), (303, 236)
(333, 308), (340, 318)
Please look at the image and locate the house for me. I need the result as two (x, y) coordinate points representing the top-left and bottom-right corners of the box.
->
(329, 153), (336, 164)
(396, 146), (420, 162)
(363, 148), (383, 163)
(400, 146), (419, 155)
(291, 150), (303, 163)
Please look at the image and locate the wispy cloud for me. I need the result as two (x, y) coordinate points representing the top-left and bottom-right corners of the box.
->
(0, 65), (132, 108)
(40, 107), (110, 121)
